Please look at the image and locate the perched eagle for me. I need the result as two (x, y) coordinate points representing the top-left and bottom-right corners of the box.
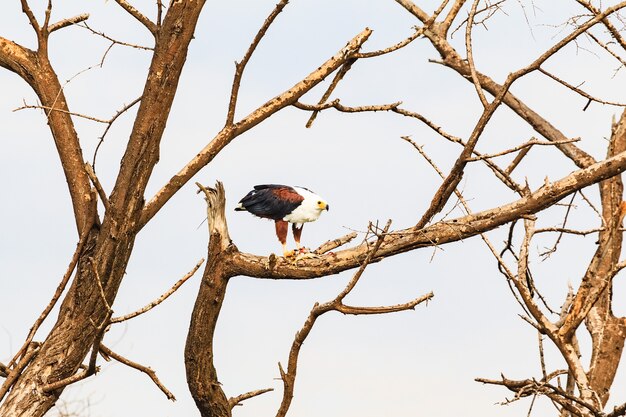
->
(235, 184), (329, 257)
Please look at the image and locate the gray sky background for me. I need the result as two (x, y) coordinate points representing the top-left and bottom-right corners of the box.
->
(1, 1), (625, 416)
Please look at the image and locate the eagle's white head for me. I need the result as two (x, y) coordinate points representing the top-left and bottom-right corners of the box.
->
(284, 187), (329, 224)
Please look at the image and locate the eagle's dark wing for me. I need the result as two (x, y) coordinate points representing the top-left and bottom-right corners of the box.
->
(235, 184), (304, 221)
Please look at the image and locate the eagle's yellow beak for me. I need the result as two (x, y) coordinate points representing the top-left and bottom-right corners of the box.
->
(318, 201), (329, 211)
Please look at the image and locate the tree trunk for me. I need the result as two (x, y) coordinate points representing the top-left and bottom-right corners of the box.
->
(585, 109), (626, 407)
(185, 183), (235, 417)
(0, 3), (206, 416)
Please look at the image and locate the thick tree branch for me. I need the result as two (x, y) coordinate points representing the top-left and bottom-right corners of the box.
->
(185, 182), (235, 417)
(227, 148), (626, 279)
(0, 36), (95, 234)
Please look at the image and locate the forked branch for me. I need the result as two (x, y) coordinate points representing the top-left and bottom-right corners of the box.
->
(276, 220), (434, 417)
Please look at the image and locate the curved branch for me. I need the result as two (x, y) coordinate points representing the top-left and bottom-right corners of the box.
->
(0, 36), (95, 234)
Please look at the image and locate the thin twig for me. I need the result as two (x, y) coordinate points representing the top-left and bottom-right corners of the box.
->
(229, 388), (274, 408)
(538, 68), (626, 109)
(304, 59), (358, 128)
(355, 26), (424, 58)
(79, 22), (154, 51)
(110, 258), (204, 323)
(6, 226), (91, 369)
(294, 99), (401, 114)
(100, 344), (176, 401)
(466, 138), (581, 161)
(85, 163), (110, 211)
(92, 96), (142, 169)
(13, 103), (109, 123)
(466, 0), (489, 108)
(226, 0), (289, 125)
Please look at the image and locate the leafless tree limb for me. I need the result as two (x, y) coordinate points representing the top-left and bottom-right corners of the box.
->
(80, 22), (154, 51)
(314, 232), (358, 255)
(85, 163), (109, 212)
(355, 26), (424, 58)
(538, 68), (626, 110)
(505, 146), (532, 175)
(226, 0), (289, 125)
(304, 58), (358, 128)
(92, 96), (142, 169)
(466, 0), (489, 108)
(535, 227), (602, 236)
(156, 0), (163, 28)
(4, 225), (91, 371)
(113, 0), (157, 36)
(275, 220), (433, 417)
(99, 345), (176, 401)
(294, 99), (402, 113)
(466, 138), (582, 162)
(336, 294), (434, 315)
(13, 103), (110, 123)
(228, 388), (274, 409)
(42, 369), (92, 394)
(49, 13), (90, 33)
(585, 31), (626, 74)
(110, 258), (205, 324)
(442, 0), (471, 33)
(575, 0), (626, 52)
(540, 192), (578, 259)
(20, 0), (41, 35)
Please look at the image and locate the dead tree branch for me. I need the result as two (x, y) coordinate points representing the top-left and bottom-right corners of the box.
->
(113, 0), (157, 36)
(228, 388), (274, 409)
(110, 258), (205, 324)
(226, 0), (289, 125)
(100, 345), (176, 401)
(276, 220), (434, 417)
(49, 13), (90, 33)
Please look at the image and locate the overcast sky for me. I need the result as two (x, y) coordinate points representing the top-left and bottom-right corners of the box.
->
(1, 1), (626, 416)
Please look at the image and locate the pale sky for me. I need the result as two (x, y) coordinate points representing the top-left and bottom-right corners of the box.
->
(1, 1), (625, 417)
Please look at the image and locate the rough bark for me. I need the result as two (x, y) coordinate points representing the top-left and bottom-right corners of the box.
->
(185, 183), (236, 417)
(0, 2), (207, 416)
(585, 109), (626, 407)
(0, 36), (94, 234)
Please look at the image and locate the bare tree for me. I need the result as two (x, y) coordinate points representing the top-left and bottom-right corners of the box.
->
(1, 1), (626, 417)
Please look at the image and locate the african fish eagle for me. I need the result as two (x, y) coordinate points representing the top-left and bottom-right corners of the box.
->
(235, 184), (329, 257)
